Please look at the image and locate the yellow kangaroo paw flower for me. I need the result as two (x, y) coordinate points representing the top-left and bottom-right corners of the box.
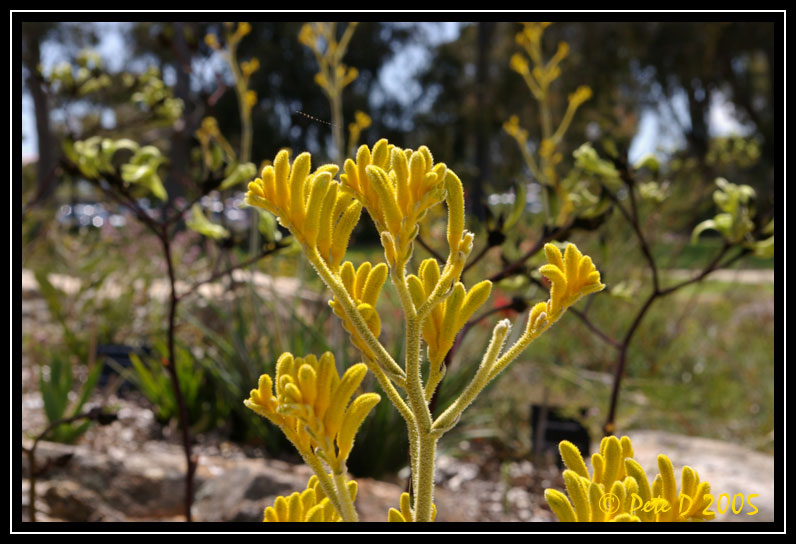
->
(330, 201), (363, 268)
(354, 262), (372, 300)
(445, 170), (465, 253)
(303, 172), (332, 245)
(657, 454), (678, 522)
(455, 280), (492, 331)
(336, 392), (381, 461)
(545, 488), (577, 522)
(323, 363), (368, 440)
(559, 440), (590, 479)
(361, 263), (388, 307)
(563, 470), (591, 522)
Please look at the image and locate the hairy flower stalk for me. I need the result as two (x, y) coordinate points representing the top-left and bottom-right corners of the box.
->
(244, 141), (605, 522)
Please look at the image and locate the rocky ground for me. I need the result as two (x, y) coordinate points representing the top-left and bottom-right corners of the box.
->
(21, 389), (562, 523)
(20, 386), (775, 523)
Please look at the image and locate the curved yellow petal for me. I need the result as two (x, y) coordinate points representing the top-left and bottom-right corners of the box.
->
(545, 488), (577, 522)
(559, 440), (590, 479)
(361, 263), (388, 307)
(336, 392), (381, 461)
(323, 363), (368, 439)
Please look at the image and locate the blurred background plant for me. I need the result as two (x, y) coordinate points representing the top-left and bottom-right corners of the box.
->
(20, 19), (777, 522)
(298, 21), (361, 165)
(35, 346), (105, 445)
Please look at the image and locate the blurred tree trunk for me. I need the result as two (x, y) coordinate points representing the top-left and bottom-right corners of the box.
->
(167, 22), (192, 201)
(471, 21), (494, 223)
(22, 23), (56, 206)
(685, 82), (710, 160)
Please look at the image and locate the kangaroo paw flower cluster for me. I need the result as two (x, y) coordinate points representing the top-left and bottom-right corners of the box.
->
(341, 139), (451, 265)
(540, 242), (605, 320)
(244, 140), (605, 522)
(264, 475), (357, 522)
(245, 353), (379, 473)
(245, 352), (378, 522)
(246, 150), (361, 271)
(545, 436), (715, 522)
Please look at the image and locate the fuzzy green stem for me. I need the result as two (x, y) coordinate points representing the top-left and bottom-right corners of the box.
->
(225, 35), (258, 261)
(387, 254), (437, 520)
(432, 320), (510, 436)
(363, 357), (413, 426)
(424, 356), (445, 403)
(333, 469), (359, 522)
(404, 294), (432, 432)
(298, 445), (345, 519)
(488, 315), (554, 383)
(414, 433), (437, 522)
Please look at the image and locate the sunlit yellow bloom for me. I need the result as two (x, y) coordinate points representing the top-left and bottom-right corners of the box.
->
(264, 475), (357, 522)
(245, 352), (380, 471)
(236, 22), (251, 39)
(330, 261), (389, 359)
(341, 139), (459, 265)
(516, 21), (551, 49)
(340, 65), (358, 88)
(539, 138), (556, 159)
(406, 258), (492, 400)
(298, 23), (316, 48)
(553, 41), (570, 63)
(387, 492), (438, 522)
(409, 259), (492, 366)
(538, 243), (605, 321)
(245, 150), (362, 271)
(347, 111), (372, 158)
(545, 437), (716, 522)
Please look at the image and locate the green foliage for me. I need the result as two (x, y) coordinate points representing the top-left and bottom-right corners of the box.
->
(37, 351), (104, 443)
(706, 135), (762, 170)
(502, 180), (526, 232)
(43, 49), (111, 96)
(33, 270), (86, 362)
(129, 66), (185, 124)
(63, 136), (168, 201)
(30, 248), (144, 362)
(692, 178), (773, 258)
(346, 377), (410, 478)
(120, 145), (168, 201)
(219, 161), (257, 191)
(572, 143), (621, 189)
(180, 287), (332, 450)
(185, 203), (230, 240)
(126, 341), (208, 429)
